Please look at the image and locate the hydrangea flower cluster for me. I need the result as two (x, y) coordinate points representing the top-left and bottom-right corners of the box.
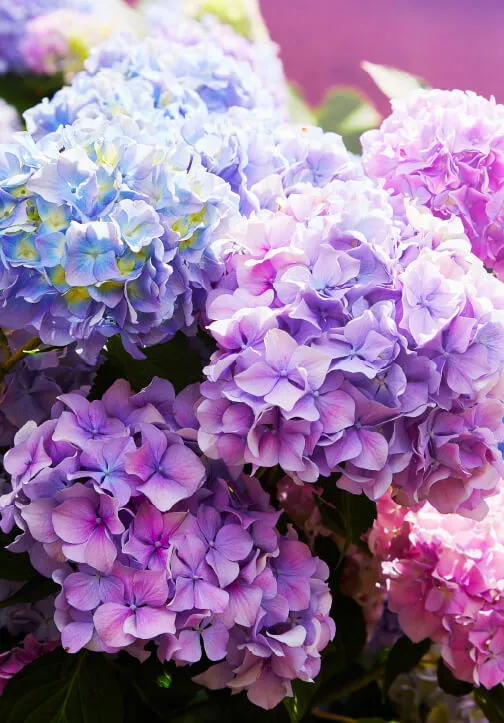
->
(198, 178), (504, 518)
(0, 0), (104, 73)
(19, 0), (139, 77)
(142, 7), (288, 115)
(0, 332), (96, 447)
(362, 89), (504, 279)
(0, 114), (238, 360)
(0, 378), (334, 710)
(26, 28), (282, 143)
(0, 100), (21, 144)
(370, 488), (504, 689)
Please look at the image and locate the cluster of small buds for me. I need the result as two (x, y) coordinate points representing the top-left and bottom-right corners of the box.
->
(197, 178), (504, 518)
(0, 377), (334, 710)
(362, 89), (504, 280)
(370, 488), (504, 689)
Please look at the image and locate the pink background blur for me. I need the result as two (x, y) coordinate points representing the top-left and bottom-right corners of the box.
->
(260, 0), (504, 113)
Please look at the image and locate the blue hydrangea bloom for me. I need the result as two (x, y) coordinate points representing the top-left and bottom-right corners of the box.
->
(0, 115), (238, 361)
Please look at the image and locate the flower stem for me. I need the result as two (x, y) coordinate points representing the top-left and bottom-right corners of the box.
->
(0, 328), (10, 359)
(0, 336), (41, 382)
(315, 663), (386, 707)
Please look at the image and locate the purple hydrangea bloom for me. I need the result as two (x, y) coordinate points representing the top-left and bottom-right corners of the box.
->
(0, 331), (97, 447)
(198, 180), (504, 518)
(362, 89), (504, 280)
(1, 377), (334, 710)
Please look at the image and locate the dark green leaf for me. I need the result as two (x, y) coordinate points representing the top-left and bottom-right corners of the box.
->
(474, 686), (504, 723)
(437, 659), (473, 697)
(0, 545), (37, 582)
(0, 576), (58, 608)
(316, 88), (381, 153)
(101, 333), (210, 394)
(316, 485), (376, 552)
(383, 636), (430, 697)
(0, 648), (124, 723)
(332, 595), (367, 667)
(0, 73), (63, 116)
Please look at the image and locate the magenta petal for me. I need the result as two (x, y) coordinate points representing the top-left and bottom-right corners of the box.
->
(61, 621), (94, 653)
(133, 502), (163, 543)
(202, 623), (229, 661)
(194, 580), (229, 613)
(124, 606), (176, 639)
(52, 498), (96, 544)
(353, 429), (389, 471)
(224, 584), (263, 627)
(84, 526), (117, 572)
(21, 500), (57, 544)
(131, 569), (168, 607)
(207, 548), (240, 588)
(64, 573), (101, 611)
(139, 473), (191, 512)
(235, 362), (279, 397)
(93, 603), (135, 648)
(215, 524), (253, 561)
(176, 630), (202, 663)
(169, 577), (195, 612)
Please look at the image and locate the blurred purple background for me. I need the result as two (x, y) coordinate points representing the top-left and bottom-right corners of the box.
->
(260, 0), (504, 113)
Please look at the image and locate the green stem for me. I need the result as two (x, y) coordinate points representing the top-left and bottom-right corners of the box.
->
(316, 663), (386, 707)
(0, 328), (10, 359)
(0, 336), (41, 382)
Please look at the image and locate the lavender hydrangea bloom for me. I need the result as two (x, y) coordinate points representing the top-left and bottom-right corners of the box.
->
(198, 180), (504, 518)
(362, 89), (504, 280)
(0, 331), (97, 447)
(0, 377), (334, 710)
(0, 114), (238, 361)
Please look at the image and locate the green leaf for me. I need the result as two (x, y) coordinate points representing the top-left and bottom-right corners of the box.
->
(361, 61), (428, 101)
(316, 88), (381, 153)
(383, 636), (430, 697)
(0, 576), (58, 608)
(316, 485), (376, 553)
(332, 594), (367, 666)
(0, 648), (124, 723)
(97, 332), (210, 394)
(0, 73), (63, 116)
(288, 85), (317, 126)
(474, 686), (504, 723)
(437, 659), (473, 697)
(283, 679), (317, 722)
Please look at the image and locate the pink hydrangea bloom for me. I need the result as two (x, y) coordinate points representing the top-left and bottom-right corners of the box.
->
(371, 486), (504, 688)
(362, 89), (504, 279)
